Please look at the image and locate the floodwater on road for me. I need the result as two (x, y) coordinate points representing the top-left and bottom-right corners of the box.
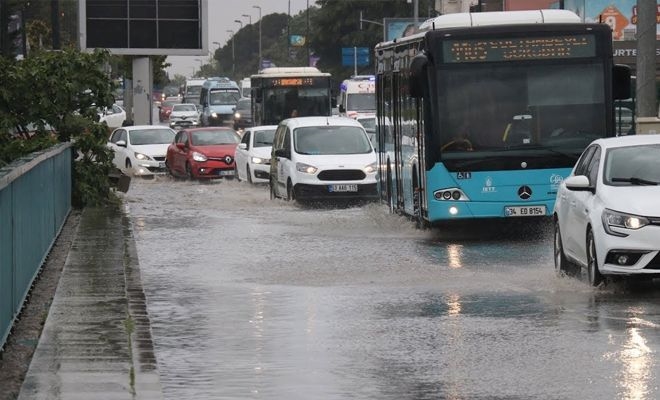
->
(125, 177), (660, 400)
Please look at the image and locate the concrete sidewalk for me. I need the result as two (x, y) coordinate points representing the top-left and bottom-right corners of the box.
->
(17, 207), (162, 400)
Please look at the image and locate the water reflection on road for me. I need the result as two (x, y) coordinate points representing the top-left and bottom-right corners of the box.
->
(125, 177), (660, 400)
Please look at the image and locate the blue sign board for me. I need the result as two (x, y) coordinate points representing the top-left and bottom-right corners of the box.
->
(342, 47), (370, 67)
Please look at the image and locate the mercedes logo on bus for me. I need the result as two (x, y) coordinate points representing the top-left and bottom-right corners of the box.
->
(517, 186), (532, 200)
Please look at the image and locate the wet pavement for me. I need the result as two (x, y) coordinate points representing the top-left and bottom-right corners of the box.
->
(125, 178), (660, 400)
(19, 176), (660, 399)
(18, 208), (162, 400)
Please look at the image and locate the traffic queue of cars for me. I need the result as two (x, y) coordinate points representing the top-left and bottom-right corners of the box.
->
(106, 106), (660, 287)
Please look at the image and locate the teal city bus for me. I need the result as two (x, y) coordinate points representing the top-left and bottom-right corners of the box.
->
(375, 9), (631, 226)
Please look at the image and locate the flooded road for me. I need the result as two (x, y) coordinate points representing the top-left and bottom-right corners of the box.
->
(125, 178), (660, 399)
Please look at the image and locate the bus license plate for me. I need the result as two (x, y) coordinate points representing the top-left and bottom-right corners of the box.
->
(329, 184), (358, 192)
(504, 205), (546, 217)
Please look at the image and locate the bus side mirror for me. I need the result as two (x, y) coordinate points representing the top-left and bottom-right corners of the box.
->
(409, 52), (428, 99)
(613, 64), (631, 100)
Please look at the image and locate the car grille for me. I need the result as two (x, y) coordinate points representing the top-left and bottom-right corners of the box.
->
(153, 156), (165, 161)
(207, 156), (234, 164)
(317, 169), (366, 181)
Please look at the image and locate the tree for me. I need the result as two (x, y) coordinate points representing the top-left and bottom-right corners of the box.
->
(0, 49), (119, 207)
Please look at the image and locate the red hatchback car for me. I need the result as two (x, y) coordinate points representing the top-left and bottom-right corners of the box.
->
(158, 100), (179, 122)
(166, 127), (241, 179)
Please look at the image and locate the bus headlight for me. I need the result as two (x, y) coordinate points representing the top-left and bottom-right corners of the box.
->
(234, 112), (241, 119)
(433, 188), (469, 201)
(211, 112), (218, 118)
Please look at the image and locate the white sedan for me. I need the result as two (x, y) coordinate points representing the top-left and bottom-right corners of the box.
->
(234, 125), (277, 183)
(553, 134), (660, 286)
(99, 104), (127, 129)
(107, 125), (176, 177)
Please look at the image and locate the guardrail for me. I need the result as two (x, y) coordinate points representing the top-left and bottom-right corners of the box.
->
(0, 143), (72, 350)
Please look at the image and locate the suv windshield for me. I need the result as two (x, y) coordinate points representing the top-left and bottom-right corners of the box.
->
(294, 126), (372, 155)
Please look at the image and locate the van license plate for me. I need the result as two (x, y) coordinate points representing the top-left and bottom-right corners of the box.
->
(329, 184), (358, 192)
(504, 205), (546, 217)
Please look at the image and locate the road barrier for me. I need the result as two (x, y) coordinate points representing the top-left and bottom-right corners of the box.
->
(0, 143), (72, 350)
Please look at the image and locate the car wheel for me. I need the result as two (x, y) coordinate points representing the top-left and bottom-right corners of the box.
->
(234, 164), (241, 182)
(246, 165), (252, 184)
(587, 229), (603, 287)
(386, 163), (394, 213)
(286, 179), (294, 201)
(186, 162), (195, 180)
(553, 220), (573, 276)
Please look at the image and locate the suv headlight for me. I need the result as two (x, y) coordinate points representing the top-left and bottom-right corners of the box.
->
(192, 151), (208, 162)
(602, 209), (649, 237)
(296, 162), (318, 174)
(251, 156), (270, 165)
(134, 152), (151, 161)
(363, 162), (377, 174)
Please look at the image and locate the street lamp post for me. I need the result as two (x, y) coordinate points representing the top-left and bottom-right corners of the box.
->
(234, 19), (243, 30)
(226, 30), (235, 75)
(252, 5), (262, 70)
(242, 14), (251, 25)
(194, 58), (203, 76)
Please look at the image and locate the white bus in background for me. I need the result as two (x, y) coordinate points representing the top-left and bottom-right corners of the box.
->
(338, 75), (376, 118)
(182, 78), (207, 105)
(239, 77), (251, 98)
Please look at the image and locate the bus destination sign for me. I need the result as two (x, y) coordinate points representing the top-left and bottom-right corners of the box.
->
(443, 34), (596, 63)
(269, 77), (316, 87)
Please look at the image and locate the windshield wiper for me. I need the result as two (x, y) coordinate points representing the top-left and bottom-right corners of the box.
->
(611, 177), (659, 186)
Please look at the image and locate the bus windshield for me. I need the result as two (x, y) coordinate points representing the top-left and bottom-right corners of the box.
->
(437, 63), (606, 155)
(263, 87), (329, 122)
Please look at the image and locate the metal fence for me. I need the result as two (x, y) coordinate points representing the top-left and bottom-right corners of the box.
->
(0, 143), (72, 350)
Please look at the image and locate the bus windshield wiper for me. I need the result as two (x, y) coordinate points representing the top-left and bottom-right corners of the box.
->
(611, 177), (659, 186)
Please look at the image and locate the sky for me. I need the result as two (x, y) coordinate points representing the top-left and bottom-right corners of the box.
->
(166, 0), (310, 77)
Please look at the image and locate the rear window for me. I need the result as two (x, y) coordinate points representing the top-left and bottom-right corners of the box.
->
(293, 126), (372, 155)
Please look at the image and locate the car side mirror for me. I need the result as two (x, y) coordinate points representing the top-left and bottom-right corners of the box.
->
(338, 104), (345, 113)
(274, 148), (289, 159)
(116, 140), (127, 147)
(238, 143), (247, 150)
(564, 175), (593, 192)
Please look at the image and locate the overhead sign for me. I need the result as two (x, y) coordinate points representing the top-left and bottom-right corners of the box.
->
(79, 0), (208, 55)
(342, 47), (370, 67)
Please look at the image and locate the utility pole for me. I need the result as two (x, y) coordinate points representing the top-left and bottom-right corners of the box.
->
(253, 6), (262, 70)
(636, 0), (658, 119)
(227, 30), (235, 75)
(306, 0), (310, 64)
(51, 0), (60, 49)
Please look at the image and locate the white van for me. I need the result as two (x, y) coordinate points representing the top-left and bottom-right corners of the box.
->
(338, 75), (376, 118)
(269, 116), (378, 202)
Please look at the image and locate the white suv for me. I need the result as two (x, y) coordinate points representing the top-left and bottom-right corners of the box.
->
(269, 116), (378, 202)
